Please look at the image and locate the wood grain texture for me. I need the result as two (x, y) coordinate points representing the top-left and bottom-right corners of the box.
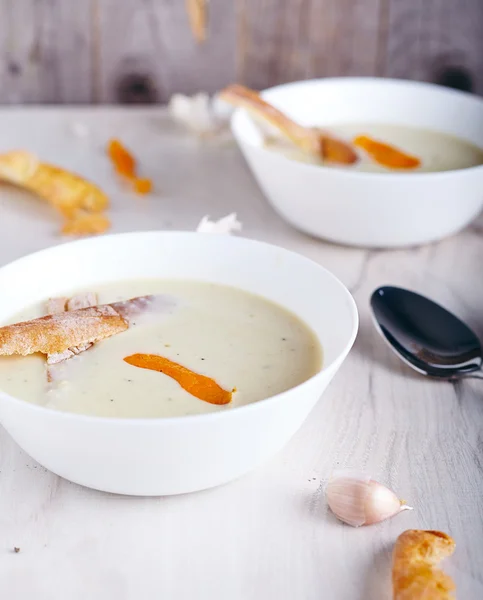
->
(384, 0), (483, 94)
(0, 0), (93, 103)
(0, 107), (482, 599)
(0, 0), (482, 102)
(237, 0), (384, 89)
(95, 0), (236, 102)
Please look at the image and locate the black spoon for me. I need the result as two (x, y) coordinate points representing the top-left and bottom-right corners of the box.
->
(370, 286), (483, 380)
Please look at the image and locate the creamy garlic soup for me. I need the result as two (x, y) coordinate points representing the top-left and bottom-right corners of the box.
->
(0, 281), (321, 418)
(265, 124), (483, 173)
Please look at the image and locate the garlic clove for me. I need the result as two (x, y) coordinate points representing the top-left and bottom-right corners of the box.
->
(326, 470), (371, 527)
(364, 480), (408, 525)
(326, 470), (413, 527)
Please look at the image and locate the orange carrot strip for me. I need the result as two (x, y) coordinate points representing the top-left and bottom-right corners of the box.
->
(124, 353), (233, 405)
(353, 135), (421, 169)
(107, 139), (153, 195)
(108, 139), (136, 178)
(134, 178), (152, 195)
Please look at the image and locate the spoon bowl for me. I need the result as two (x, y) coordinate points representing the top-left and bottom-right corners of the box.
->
(370, 286), (483, 379)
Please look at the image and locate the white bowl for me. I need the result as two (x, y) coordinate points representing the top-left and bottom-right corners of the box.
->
(231, 77), (483, 248)
(0, 232), (358, 496)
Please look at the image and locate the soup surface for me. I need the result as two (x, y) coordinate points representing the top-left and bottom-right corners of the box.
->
(265, 123), (483, 173)
(0, 280), (322, 418)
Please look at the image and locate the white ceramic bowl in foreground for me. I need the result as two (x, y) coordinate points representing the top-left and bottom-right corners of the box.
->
(231, 77), (483, 248)
(0, 232), (357, 496)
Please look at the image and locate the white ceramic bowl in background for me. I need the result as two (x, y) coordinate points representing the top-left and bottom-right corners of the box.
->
(0, 232), (358, 496)
(231, 77), (483, 248)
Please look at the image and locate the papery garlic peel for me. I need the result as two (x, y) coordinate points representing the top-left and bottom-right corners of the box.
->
(326, 470), (413, 527)
(196, 213), (242, 234)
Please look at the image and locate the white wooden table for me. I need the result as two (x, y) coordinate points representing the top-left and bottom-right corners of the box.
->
(0, 109), (482, 600)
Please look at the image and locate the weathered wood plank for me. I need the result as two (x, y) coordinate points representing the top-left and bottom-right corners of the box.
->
(95, 0), (236, 103)
(384, 0), (483, 94)
(0, 0), (482, 102)
(0, 0), (93, 103)
(237, 0), (384, 90)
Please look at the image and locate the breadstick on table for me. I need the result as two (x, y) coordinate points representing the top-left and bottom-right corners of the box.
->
(0, 150), (110, 235)
(392, 529), (456, 599)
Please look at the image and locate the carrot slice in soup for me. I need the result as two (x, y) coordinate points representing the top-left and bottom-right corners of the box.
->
(353, 135), (421, 169)
(124, 353), (233, 405)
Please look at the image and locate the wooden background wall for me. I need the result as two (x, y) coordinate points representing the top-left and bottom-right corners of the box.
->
(0, 0), (482, 104)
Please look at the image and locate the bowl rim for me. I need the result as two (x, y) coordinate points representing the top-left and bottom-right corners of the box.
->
(231, 76), (483, 181)
(0, 230), (359, 425)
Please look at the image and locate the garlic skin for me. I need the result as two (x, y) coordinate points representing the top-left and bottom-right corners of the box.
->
(168, 93), (217, 135)
(168, 93), (233, 136)
(326, 471), (413, 527)
(196, 213), (242, 234)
